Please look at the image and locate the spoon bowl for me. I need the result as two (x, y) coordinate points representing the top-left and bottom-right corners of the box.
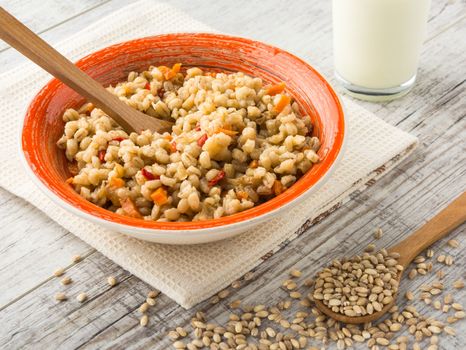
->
(314, 192), (466, 324)
(314, 281), (398, 324)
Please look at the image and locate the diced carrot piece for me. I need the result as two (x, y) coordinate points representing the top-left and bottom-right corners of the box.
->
(265, 82), (286, 96)
(273, 95), (291, 113)
(206, 72), (217, 77)
(109, 177), (125, 188)
(237, 191), (249, 200)
(164, 70), (176, 80)
(162, 63), (182, 80)
(197, 133), (208, 147)
(171, 63), (182, 74)
(170, 141), (177, 153)
(120, 197), (142, 218)
(216, 127), (238, 136)
(164, 134), (173, 141)
(249, 160), (258, 168)
(273, 180), (284, 196)
(151, 187), (169, 206)
(158, 65), (171, 79)
(158, 65), (170, 74)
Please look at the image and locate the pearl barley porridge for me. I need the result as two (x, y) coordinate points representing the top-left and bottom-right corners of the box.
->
(57, 64), (320, 222)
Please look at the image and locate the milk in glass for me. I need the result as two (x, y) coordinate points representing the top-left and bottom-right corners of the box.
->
(333, 0), (431, 100)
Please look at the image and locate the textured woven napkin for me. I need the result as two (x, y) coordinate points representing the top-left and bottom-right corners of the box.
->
(0, 1), (418, 308)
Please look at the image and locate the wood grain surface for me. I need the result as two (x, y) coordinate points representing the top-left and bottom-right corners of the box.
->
(0, 0), (464, 349)
(389, 191), (466, 268)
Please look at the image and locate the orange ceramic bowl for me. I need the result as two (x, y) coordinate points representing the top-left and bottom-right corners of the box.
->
(20, 33), (345, 244)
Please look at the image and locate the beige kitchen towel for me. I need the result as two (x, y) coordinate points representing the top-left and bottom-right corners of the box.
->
(0, 0), (418, 308)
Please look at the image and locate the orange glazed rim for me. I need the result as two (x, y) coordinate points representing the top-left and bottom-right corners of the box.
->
(20, 33), (346, 232)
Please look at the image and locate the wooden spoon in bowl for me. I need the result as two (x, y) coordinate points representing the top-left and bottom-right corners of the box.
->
(0, 6), (173, 134)
(315, 191), (466, 324)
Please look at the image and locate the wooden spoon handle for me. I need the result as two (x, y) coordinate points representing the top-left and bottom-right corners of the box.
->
(389, 192), (466, 267)
(0, 7), (171, 134)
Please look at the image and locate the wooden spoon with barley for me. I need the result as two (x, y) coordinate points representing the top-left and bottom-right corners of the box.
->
(315, 191), (466, 324)
(0, 6), (172, 134)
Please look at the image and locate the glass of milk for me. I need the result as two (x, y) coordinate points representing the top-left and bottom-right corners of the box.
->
(333, 0), (431, 101)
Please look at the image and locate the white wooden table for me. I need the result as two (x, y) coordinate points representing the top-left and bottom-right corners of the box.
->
(0, 0), (464, 349)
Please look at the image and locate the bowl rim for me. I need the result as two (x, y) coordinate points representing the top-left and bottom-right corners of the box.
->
(19, 32), (346, 232)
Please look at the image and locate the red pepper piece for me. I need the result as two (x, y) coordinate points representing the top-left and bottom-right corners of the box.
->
(197, 134), (208, 147)
(144, 82), (150, 90)
(98, 150), (106, 162)
(208, 170), (225, 187)
(141, 168), (159, 180)
(195, 124), (201, 131)
(112, 137), (126, 142)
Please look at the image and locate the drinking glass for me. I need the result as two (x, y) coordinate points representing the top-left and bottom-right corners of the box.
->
(333, 0), (431, 101)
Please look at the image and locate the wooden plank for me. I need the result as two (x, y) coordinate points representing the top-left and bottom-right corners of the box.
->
(0, 253), (136, 349)
(0, 0), (108, 51)
(0, 28), (464, 348)
(0, 243), (303, 349)
(0, 0), (133, 73)
(0, 0), (464, 348)
(0, 188), (93, 307)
